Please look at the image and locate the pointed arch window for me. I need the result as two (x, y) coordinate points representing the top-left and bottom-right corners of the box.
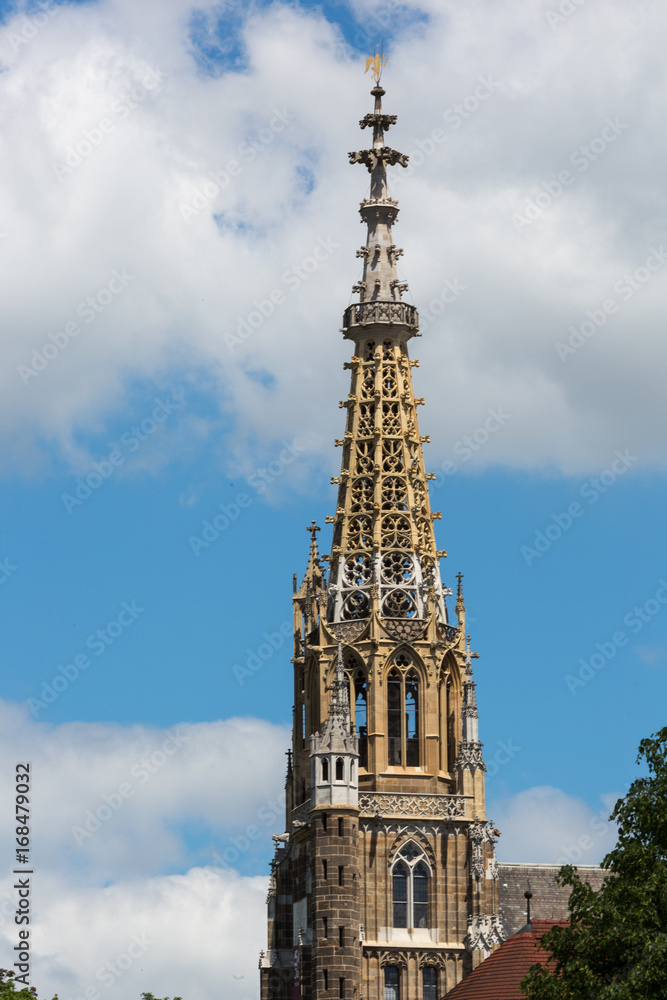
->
(391, 842), (431, 930)
(321, 758), (329, 782)
(354, 672), (368, 769)
(384, 966), (400, 1000)
(335, 757), (344, 781)
(387, 656), (420, 767)
(422, 967), (438, 1000)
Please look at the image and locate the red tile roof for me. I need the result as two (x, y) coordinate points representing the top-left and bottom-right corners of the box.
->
(444, 920), (566, 999)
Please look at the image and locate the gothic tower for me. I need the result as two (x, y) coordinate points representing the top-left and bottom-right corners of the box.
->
(260, 78), (503, 1000)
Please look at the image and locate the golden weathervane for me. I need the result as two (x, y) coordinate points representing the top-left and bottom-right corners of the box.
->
(365, 46), (389, 84)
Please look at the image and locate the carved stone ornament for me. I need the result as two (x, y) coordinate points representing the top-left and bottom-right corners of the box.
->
(464, 915), (506, 953)
(291, 802), (310, 829)
(455, 740), (487, 772)
(342, 300), (419, 331)
(437, 622), (459, 645)
(387, 832), (436, 869)
(416, 951), (449, 970)
(326, 619), (369, 643)
(365, 949), (409, 970)
(359, 792), (465, 819)
(381, 617), (428, 642)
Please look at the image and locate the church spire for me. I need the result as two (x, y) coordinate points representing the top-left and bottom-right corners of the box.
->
(326, 82), (450, 628)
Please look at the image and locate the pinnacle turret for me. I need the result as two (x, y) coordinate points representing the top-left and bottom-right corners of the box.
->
(456, 637), (486, 772)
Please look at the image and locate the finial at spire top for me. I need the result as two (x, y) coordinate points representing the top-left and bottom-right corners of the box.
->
(306, 520), (321, 558)
(364, 45), (389, 86)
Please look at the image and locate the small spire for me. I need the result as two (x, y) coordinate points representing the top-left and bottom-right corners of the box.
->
(456, 572), (465, 614)
(517, 889), (534, 934)
(455, 637), (485, 772)
(306, 520), (321, 560)
(330, 642), (350, 721)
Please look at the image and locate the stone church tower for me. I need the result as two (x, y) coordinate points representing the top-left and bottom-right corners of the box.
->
(259, 80), (504, 1000)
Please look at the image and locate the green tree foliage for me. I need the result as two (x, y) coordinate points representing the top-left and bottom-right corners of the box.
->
(141, 994), (182, 1000)
(522, 726), (667, 999)
(0, 970), (56, 1000)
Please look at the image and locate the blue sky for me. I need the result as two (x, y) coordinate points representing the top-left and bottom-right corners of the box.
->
(1, 0), (667, 996)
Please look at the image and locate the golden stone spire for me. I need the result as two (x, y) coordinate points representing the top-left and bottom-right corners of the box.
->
(326, 81), (449, 628)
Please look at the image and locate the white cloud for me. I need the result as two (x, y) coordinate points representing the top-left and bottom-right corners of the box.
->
(0, 700), (289, 998)
(0, 701), (290, 883)
(0, 0), (666, 477)
(490, 784), (618, 865)
(2, 867), (267, 1000)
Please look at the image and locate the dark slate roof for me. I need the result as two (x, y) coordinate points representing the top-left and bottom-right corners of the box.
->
(443, 920), (565, 999)
(497, 863), (609, 936)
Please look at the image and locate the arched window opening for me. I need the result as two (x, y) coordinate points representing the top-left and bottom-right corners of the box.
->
(384, 965), (400, 1000)
(392, 862), (408, 928)
(447, 681), (456, 771)
(387, 657), (421, 767)
(301, 702), (306, 749)
(438, 682), (445, 772)
(422, 967), (437, 1000)
(413, 862), (428, 928)
(355, 672), (368, 769)
(405, 670), (419, 767)
(387, 669), (402, 765)
(321, 758), (329, 782)
(335, 757), (344, 781)
(391, 842), (430, 931)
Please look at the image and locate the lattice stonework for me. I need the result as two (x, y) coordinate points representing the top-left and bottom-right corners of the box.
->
(328, 341), (449, 624)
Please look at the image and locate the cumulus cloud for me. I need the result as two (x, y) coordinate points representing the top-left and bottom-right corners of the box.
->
(0, 0), (666, 479)
(0, 700), (290, 998)
(0, 701), (289, 883)
(1, 867), (267, 1000)
(490, 784), (618, 866)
